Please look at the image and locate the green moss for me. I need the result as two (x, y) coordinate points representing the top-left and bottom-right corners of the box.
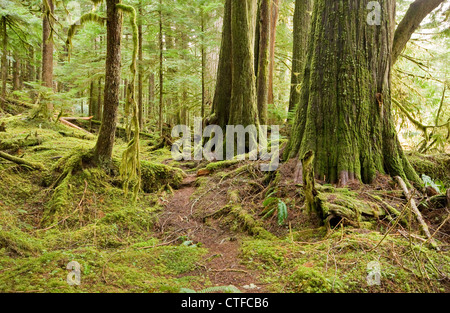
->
(205, 159), (241, 172)
(287, 266), (345, 293)
(0, 228), (43, 256)
(140, 160), (185, 192)
(240, 230), (450, 293)
(406, 152), (450, 187)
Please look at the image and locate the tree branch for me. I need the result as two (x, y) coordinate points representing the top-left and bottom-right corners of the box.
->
(392, 0), (445, 64)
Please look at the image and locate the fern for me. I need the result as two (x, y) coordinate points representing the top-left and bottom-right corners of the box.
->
(277, 200), (288, 226)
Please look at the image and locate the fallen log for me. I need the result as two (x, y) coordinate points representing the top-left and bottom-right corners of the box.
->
(59, 116), (93, 134)
(0, 97), (36, 109)
(0, 151), (45, 171)
(395, 176), (438, 250)
(89, 119), (155, 139)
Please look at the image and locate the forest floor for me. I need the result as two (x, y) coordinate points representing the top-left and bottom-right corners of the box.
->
(0, 106), (449, 293)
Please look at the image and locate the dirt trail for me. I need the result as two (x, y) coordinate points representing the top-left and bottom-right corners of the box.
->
(160, 174), (268, 293)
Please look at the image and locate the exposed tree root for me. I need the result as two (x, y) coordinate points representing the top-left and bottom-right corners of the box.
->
(203, 189), (276, 240)
(0, 151), (45, 171)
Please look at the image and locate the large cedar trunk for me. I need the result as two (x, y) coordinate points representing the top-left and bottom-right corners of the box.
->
(228, 0), (259, 127)
(94, 0), (123, 164)
(210, 0), (232, 128)
(288, 0), (312, 114)
(211, 0), (258, 129)
(285, 0), (419, 185)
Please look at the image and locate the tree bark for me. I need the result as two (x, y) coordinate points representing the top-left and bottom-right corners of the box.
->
(285, 0), (420, 186)
(228, 0), (259, 127)
(97, 77), (102, 120)
(288, 0), (312, 114)
(267, 0), (279, 105)
(138, 2), (144, 129)
(42, 0), (54, 95)
(392, 0), (445, 64)
(1, 17), (7, 105)
(148, 73), (154, 118)
(210, 0), (232, 128)
(256, 0), (271, 124)
(158, 0), (164, 133)
(201, 7), (206, 120)
(12, 53), (20, 91)
(93, 0), (123, 164)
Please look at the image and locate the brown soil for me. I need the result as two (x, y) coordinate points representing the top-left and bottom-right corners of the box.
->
(156, 174), (268, 293)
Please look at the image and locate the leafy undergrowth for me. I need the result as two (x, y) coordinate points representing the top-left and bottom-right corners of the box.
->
(0, 114), (449, 293)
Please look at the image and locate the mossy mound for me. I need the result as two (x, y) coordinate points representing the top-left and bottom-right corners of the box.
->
(406, 152), (450, 187)
(140, 160), (185, 192)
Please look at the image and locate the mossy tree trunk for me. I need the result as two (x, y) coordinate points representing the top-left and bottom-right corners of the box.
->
(228, 0), (259, 128)
(288, 0), (312, 114)
(210, 0), (232, 129)
(1, 16), (7, 104)
(285, 0), (420, 186)
(267, 0), (279, 106)
(138, 1), (144, 129)
(12, 52), (20, 91)
(256, 0), (271, 125)
(42, 0), (54, 110)
(158, 0), (164, 133)
(97, 77), (102, 120)
(148, 73), (154, 119)
(211, 0), (259, 129)
(93, 0), (123, 164)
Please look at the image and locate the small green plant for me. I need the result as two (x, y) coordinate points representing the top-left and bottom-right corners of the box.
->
(260, 191), (288, 226)
(422, 174), (446, 194)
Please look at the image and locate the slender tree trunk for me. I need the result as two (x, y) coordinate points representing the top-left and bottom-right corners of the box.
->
(285, 0), (419, 185)
(26, 48), (35, 84)
(97, 77), (102, 120)
(256, 0), (271, 125)
(138, 2), (144, 129)
(228, 0), (259, 127)
(148, 73), (154, 119)
(267, 0), (279, 105)
(158, 0), (164, 133)
(210, 0), (232, 128)
(1, 17), (7, 104)
(12, 53), (20, 91)
(94, 0), (123, 164)
(89, 80), (94, 117)
(42, 0), (54, 100)
(201, 7), (206, 120)
(288, 0), (312, 114)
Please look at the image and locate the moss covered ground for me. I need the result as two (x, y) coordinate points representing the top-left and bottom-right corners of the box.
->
(0, 114), (449, 293)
